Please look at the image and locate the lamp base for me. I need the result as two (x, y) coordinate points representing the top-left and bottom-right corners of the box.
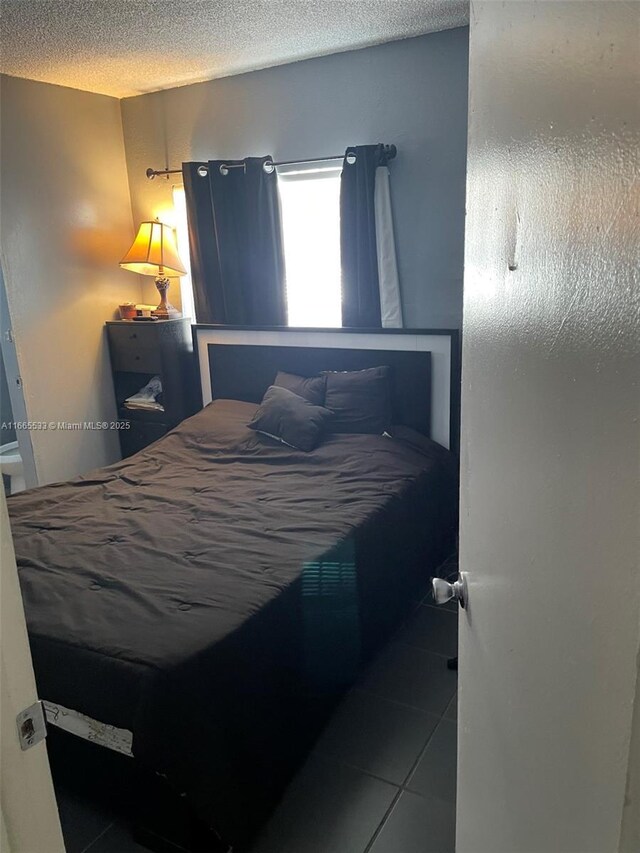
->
(152, 276), (181, 320)
(151, 305), (181, 320)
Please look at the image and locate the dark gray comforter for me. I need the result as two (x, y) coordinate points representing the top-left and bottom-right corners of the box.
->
(9, 399), (457, 845)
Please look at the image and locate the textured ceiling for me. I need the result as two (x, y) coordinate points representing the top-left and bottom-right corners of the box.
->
(0, 0), (469, 98)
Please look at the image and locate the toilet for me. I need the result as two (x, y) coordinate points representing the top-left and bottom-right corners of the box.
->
(0, 441), (25, 494)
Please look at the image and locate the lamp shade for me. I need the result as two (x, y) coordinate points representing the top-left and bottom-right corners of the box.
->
(120, 221), (186, 277)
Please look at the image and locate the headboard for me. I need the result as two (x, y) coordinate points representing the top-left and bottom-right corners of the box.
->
(192, 326), (459, 450)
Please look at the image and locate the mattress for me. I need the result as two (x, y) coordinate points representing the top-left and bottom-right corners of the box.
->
(9, 399), (457, 845)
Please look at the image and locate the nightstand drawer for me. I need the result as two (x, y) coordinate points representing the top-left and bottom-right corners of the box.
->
(108, 325), (162, 373)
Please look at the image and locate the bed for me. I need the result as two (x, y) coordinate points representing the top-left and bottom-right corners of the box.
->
(9, 327), (458, 850)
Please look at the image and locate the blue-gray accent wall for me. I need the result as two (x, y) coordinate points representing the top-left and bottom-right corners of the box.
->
(122, 28), (469, 329)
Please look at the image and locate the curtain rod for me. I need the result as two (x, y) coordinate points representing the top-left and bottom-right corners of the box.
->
(145, 144), (396, 180)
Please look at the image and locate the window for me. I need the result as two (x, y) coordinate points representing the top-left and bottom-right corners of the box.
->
(171, 164), (343, 327)
(171, 186), (196, 321)
(278, 163), (342, 327)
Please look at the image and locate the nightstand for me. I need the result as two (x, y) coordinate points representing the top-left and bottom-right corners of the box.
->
(106, 319), (196, 458)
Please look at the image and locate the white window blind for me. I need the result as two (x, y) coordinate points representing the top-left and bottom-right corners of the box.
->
(171, 186), (196, 321)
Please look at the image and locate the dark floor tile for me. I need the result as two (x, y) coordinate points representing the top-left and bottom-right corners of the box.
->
(250, 754), (397, 853)
(397, 607), (458, 658)
(407, 719), (457, 804)
(426, 597), (458, 613)
(414, 581), (432, 604)
(314, 689), (440, 784)
(83, 822), (148, 852)
(421, 583), (457, 611)
(368, 791), (455, 853)
(444, 693), (457, 722)
(54, 786), (113, 853)
(359, 642), (457, 716)
(433, 553), (459, 578)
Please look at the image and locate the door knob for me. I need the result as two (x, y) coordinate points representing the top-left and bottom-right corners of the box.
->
(432, 574), (467, 609)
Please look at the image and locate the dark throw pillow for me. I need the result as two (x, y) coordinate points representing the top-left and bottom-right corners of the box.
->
(323, 366), (393, 434)
(248, 386), (333, 452)
(274, 370), (327, 406)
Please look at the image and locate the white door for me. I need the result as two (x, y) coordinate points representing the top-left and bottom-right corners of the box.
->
(1, 490), (65, 852)
(457, 2), (640, 852)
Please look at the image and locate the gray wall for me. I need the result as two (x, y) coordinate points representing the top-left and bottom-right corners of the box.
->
(121, 28), (469, 329)
(0, 75), (140, 484)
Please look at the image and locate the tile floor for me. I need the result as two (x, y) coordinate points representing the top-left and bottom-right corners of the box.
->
(55, 596), (458, 853)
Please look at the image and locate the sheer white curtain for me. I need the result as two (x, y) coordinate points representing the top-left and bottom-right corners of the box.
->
(172, 186), (196, 320)
(374, 166), (403, 328)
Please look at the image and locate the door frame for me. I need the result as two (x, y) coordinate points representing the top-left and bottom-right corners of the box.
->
(1, 489), (65, 851)
(0, 264), (37, 489)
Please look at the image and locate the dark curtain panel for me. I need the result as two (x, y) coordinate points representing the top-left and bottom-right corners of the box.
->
(340, 144), (387, 328)
(182, 156), (287, 325)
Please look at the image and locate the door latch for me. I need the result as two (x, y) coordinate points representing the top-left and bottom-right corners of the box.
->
(16, 701), (47, 750)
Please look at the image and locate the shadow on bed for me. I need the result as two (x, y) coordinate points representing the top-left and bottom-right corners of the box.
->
(47, 475), (456, 853)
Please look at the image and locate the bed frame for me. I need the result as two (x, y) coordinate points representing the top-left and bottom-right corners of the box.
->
(48, 325), (460, 852)
(192, 326), (460, 451)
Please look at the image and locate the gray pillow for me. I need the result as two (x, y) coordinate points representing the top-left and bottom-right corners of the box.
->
(248, 386), (333, 452)
(323, 366), (392, 434)
(274, 370), (326, 406)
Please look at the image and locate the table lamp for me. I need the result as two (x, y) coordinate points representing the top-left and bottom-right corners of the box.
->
(120, 220), (186, 319)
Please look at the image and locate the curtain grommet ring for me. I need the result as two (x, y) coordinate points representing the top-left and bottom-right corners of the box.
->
(346, 152), (357, 165)
(263, 160), (275, 174)
(197, 165), (208, 178)
(219, 164), (229, 176)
